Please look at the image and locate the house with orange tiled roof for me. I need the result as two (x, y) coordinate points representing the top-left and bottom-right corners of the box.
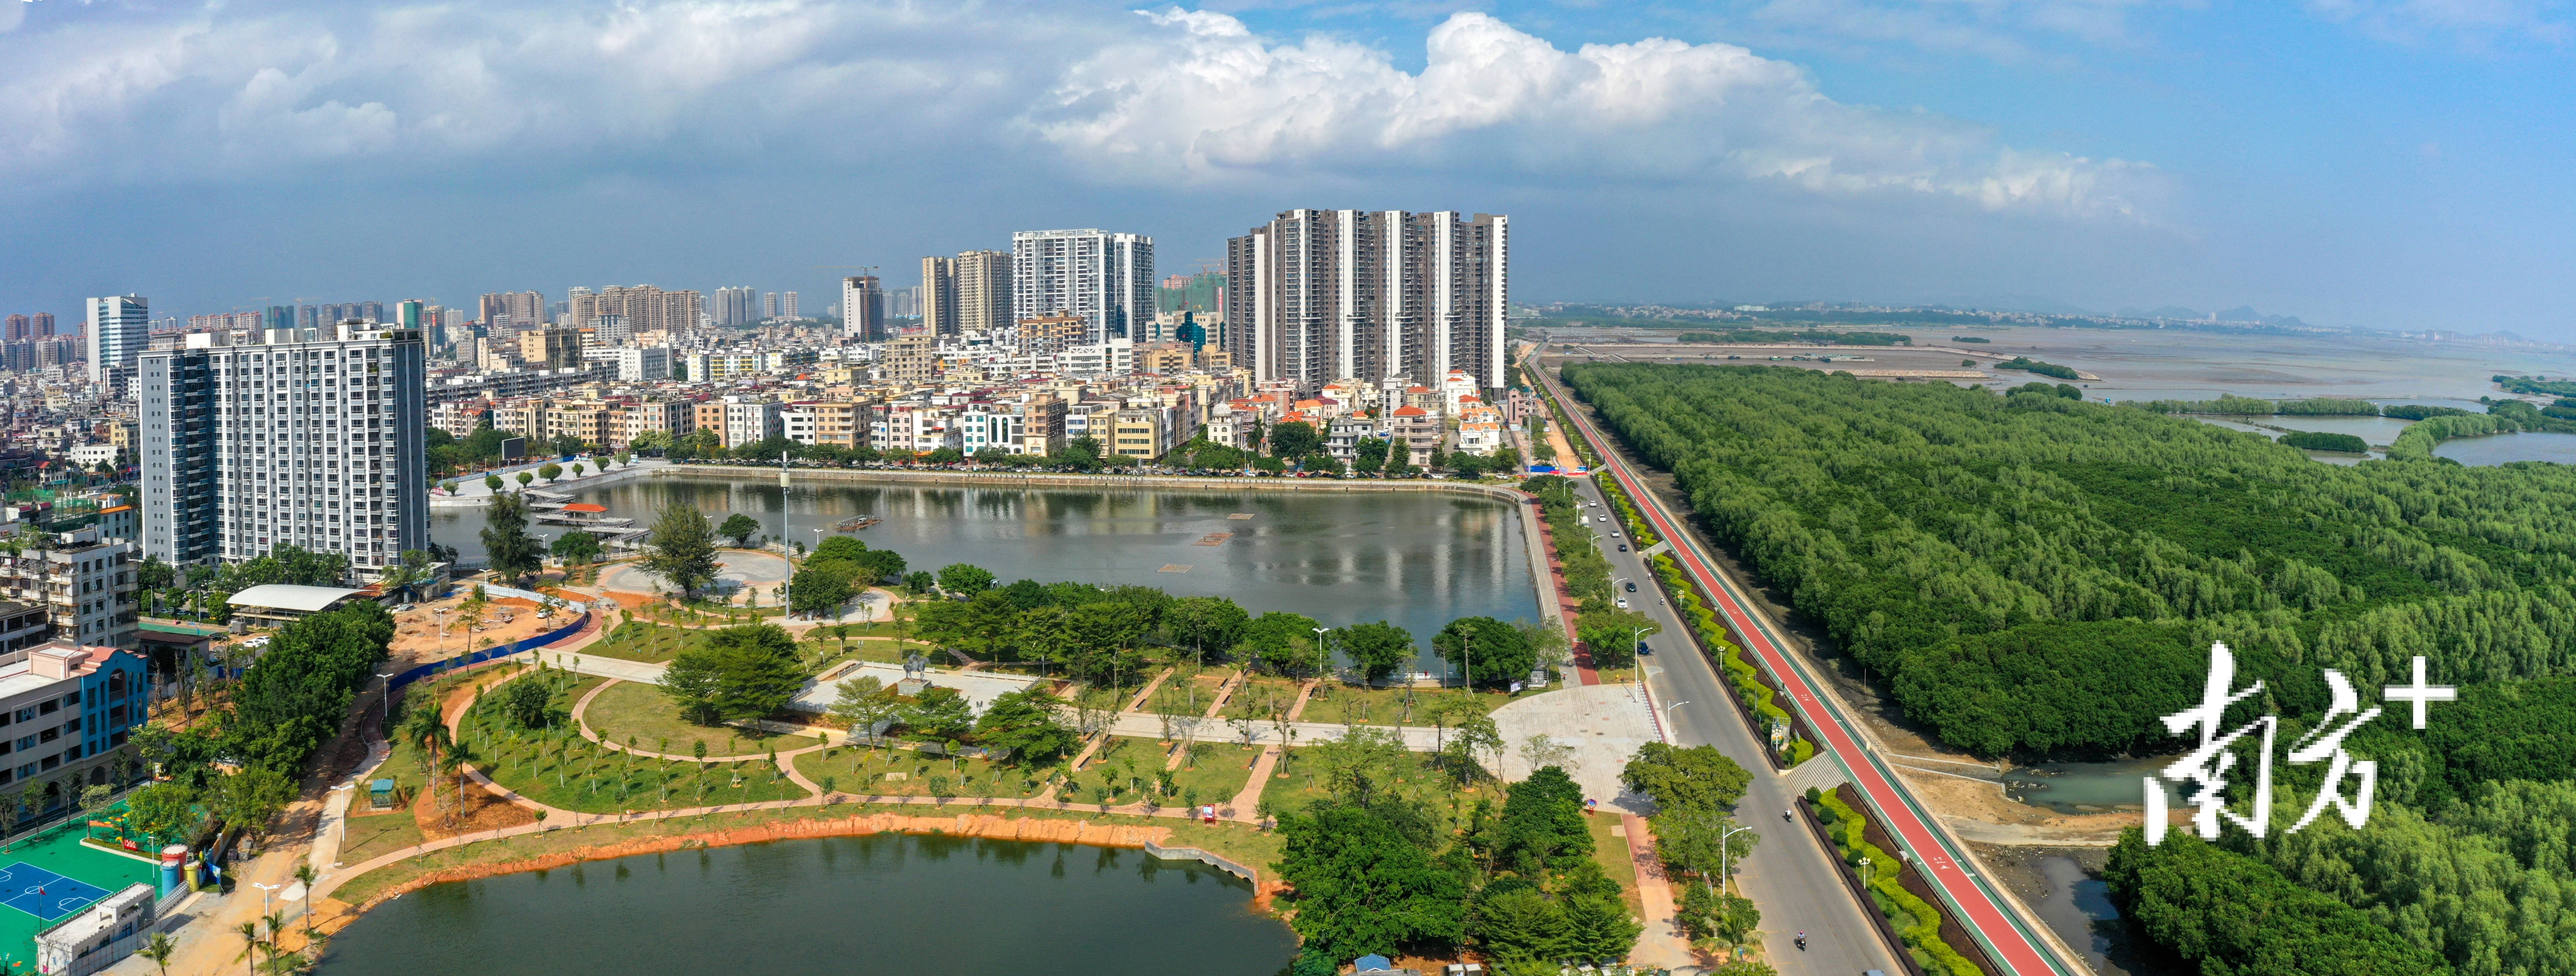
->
(1389, 404), (1443, 466)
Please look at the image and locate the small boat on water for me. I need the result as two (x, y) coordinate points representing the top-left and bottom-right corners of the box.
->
(834, 515), (882, 531)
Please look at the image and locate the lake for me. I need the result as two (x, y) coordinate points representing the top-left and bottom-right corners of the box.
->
(2434, 431), (2576, 466)
(317, 835), (1298, 976)
(435, 475), (1543, 666)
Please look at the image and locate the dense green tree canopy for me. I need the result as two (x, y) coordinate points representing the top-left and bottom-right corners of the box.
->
(1274, 804), (1467, 961)
(1432, 617), (1535, 688)
(2105, 831), (2453, 976)
(1563, 363), (2576, 756)
(1335, 621), (1417, 683)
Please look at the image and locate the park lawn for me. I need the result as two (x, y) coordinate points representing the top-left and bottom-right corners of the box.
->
(1222, 677), (1305, 721)
(806, 637), (939, 669)
(466, 675), (809, 814)
(796, 745), (1052, 801)
(1590, 811), (1645, 918)
(581, 680), (794, 757)
(328, 799), (1288, 909)
(583, 621), (714, 664)
(337, 812), (425, 866)
(1162, 742), (1261, 809)
(1259, 745), (1490, 825)
(1296, 684), (1493, 727)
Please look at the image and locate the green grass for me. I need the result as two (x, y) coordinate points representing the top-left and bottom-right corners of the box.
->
(583, 621), (714, 664)
(463, 676), (810, 814)
(1255, 745), (1485, 821)
(1296, 684), (1492, 727)
(337, 812), (425, 866)
(1220, 678), (1304, 721)
(580, 680), (794, 757)
(1160, 742), (1261, 809)
(793, 746), (1051, 801)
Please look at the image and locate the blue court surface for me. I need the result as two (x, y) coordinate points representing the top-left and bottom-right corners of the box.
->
(0, 864), (111, 922)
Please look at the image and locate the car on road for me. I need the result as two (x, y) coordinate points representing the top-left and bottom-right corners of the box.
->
(1596, 515), (1608, 523)
(1617, 544), (1628, 552)
(1624, 581), (1637, 592)
(1637, 641), (1653, 656)
(1615, 597), (1629, 608)
(1611, 531), (1621, 539)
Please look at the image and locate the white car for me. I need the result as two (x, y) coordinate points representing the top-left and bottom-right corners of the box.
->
(1616, 597), (1630, 608)
(1597, 515), (1609, 523)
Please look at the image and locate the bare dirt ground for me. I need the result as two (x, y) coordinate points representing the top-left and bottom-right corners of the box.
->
(387, 591), (564, 667)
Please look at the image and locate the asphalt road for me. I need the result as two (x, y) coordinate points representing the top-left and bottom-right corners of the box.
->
(1541, 364), (2080, 976)
(1557, 476), (1901, 975)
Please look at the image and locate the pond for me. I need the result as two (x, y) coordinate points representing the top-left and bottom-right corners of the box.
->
(318, 835), (1299, 976)
(435, 475), (1543, 668)
(2002, 756), (2182, 815)
(2433, 431), (2576, 466)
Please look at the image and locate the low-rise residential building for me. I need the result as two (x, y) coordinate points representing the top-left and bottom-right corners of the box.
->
(613, 399), (694, 447)
(1326, 415), (1378, 460)
(0, 639), (151, 792)
(719, 397), (782, 448)
(1110, 408), (1167, 459)
(1389, 405), (1443, 467)
(0, 533), (137, 650)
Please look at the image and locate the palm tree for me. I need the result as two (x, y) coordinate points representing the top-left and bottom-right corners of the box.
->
(138, 932), (175, 976)
(233, 920), (263, 976)
(399, 702), (451, 815)
(292, 864), (318, 939)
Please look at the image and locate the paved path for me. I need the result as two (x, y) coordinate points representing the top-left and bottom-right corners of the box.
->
(1488, 682), (1658, 806)
(1543, 363), (2077, 976)
(1222, 679), (1317, 821)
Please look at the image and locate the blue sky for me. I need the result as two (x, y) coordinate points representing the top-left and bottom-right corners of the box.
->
(1, 0), (2569, 335)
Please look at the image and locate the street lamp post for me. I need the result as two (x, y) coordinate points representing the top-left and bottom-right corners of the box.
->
(1311, 627), (1329, 679)
(251, 881), (281, 916)
(1717, 821), (1754, 895)
(375, 670), (396, 742)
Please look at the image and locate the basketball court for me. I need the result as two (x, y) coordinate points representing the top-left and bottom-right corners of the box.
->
(0, 864), (110, 922)
(0, 820), (157, 968)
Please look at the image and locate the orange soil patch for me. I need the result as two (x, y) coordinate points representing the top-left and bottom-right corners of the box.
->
(597, 591), (658, 609)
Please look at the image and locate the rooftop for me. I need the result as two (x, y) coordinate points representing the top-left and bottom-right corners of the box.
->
(228, 584), (365, 613)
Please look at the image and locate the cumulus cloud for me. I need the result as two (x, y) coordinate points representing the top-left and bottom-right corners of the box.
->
(1034, 9), (2158, 219)
(0, 1), (1098, 193)
(0, 1), (2158, 222)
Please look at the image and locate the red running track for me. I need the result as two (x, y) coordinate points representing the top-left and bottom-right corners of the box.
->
(1543, 369), (2076, 976)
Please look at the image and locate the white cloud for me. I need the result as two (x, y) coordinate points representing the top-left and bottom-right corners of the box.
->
(0, 2), (2158, 222)
(1035, 9), (2159, 219)
(2307, 0), (2573, 47)
(0, 1), (1099, 192)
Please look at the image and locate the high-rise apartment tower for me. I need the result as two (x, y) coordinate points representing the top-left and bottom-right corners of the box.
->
(136, 323), (429, 575)
(85, 296), (149, 382)
(1225, 210), (1507, 391)
(1012, 230), (1152, 345)
(841, 276), (885, 341)
(922, 250), (1011, 337)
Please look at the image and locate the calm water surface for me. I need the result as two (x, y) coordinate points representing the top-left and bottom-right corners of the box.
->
(2434, 432), (2576, 466)
(435, 475), (1541, 662)
(319, 835), (1298, 976)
